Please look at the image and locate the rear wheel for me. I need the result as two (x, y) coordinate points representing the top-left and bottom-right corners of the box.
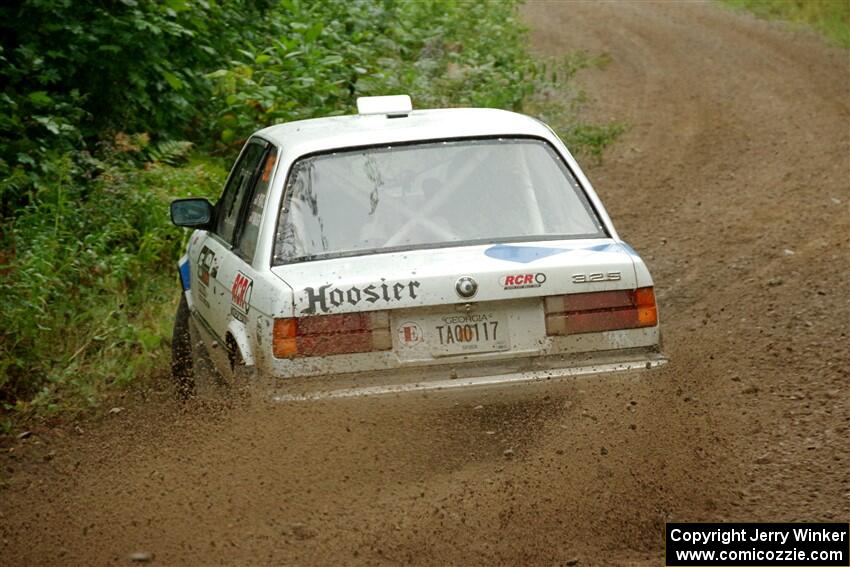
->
(171, 294), (195, 399)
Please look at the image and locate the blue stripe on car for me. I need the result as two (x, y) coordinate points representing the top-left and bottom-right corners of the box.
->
(178, 256), (190, 291)
(484, 243), (620, 264)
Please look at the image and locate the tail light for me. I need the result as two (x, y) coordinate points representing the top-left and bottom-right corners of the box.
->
(544, 287), (658, 335)
(273, 311), (392, 358)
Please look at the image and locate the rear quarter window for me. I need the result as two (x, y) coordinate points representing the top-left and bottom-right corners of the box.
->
(236, 148), (277, 262)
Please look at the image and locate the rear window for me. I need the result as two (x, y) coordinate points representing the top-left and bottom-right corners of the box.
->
(273, 138), (606, 264)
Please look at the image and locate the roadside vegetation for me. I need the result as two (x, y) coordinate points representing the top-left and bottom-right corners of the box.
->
(721, 0), (850, 48)
(0, 0), (621, 428)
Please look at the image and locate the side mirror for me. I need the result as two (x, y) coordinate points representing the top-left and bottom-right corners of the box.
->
(171, 198), (214, 229)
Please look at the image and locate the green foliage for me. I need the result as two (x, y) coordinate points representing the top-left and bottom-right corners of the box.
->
(0, 0), (275, 216)
(146, 140), (195, 166)
(722, 0), (850, 48)
(0, 158), (225, 411)
(1, 0), (611, 202)
(203, 0), (541, 146)
(523, 51), (625, 163)
(1, 0), (622, 416)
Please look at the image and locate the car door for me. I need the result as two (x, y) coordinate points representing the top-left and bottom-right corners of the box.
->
(191, 138), (268, 347)
(211, 144), (279, 364)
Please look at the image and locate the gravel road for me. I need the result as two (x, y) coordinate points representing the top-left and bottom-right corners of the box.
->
(2, 1), (848, 565)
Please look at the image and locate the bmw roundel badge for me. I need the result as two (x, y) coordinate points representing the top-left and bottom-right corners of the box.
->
(455, 276), (478, 299)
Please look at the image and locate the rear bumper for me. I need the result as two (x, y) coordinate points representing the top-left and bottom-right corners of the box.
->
(269, 347), (667, 401)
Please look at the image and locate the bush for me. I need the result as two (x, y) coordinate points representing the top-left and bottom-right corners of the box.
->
(203, 0), (540, 146)
(0, 0), (275, 216)
(0, 156), (225, 410)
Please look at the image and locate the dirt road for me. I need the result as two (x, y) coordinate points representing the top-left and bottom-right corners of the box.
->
(2, 2), (848, 565)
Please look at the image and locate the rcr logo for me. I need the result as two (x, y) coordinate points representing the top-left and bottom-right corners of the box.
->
(500, 273), (546, 289)
(231, 271), (253, 314)
(500, 273), (546, 286)
(571, 271), (621, 283)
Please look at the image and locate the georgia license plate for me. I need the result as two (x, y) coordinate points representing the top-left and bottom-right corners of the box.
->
(430, 311), (510, 357)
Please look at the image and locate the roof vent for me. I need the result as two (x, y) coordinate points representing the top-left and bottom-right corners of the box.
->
(356, 95), (412, 117)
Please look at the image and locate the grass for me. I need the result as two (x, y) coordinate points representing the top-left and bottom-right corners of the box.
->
(526, 51), (626, 163)
(721, 0), (850, 48)
(0, 157), (226, 427)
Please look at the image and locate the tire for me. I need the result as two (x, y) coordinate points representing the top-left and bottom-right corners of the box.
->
(171, 293), (195, 400)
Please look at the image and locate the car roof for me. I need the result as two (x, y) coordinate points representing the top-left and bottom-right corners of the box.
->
(254, 107), (556, 158)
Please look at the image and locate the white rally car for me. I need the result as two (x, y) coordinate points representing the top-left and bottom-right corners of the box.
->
(170, 95), (665, 400)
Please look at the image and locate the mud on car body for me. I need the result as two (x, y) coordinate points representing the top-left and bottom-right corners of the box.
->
(170, 95), (666, 399)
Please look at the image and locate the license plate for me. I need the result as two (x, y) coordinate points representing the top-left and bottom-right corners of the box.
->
(430, 311), (510, 357)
